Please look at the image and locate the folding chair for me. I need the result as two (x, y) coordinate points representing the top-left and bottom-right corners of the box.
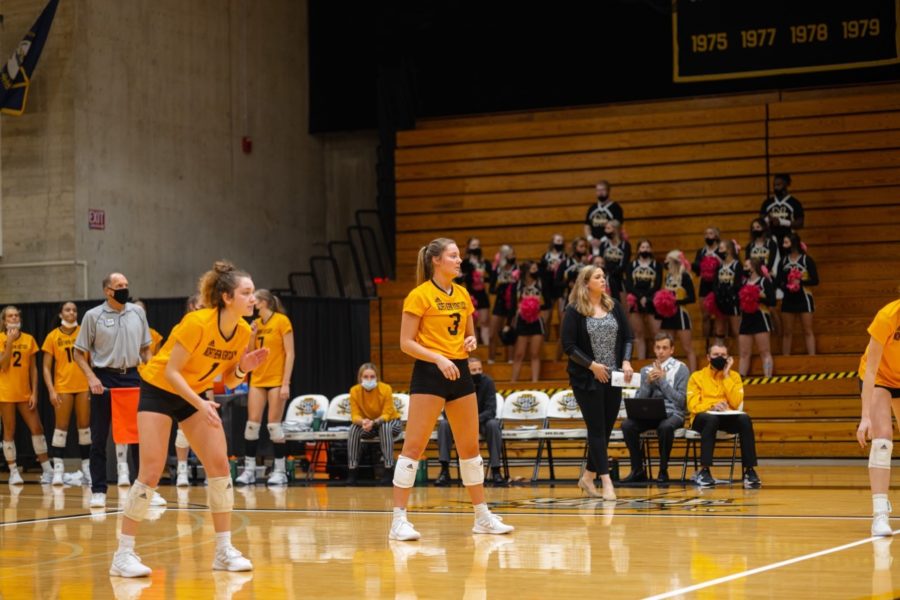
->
(680, 403), (744, 483)
(499, 391), (549, 480)
(534, 390), (586, 481)
(302, 393), (352, 482)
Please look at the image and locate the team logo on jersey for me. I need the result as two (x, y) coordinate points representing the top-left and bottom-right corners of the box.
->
(749, 245), (769, 261)
(511, 393), (540, 415)
(591, 212), (609, 228)
(604, 245), (624, 263)
(632, 264), (656, 283)
(434, 298), (467, 311)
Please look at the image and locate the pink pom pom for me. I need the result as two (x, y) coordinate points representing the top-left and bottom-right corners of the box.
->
(519, 296), (541, 323)
(653, 289), (678, 318)
(700, 256), (720, 282)
(471, 269), (485, 291)
(511, 269), (521, 283)
(760, 265), (770, 279)
(703, 292), (724, 318)
(739, 284), (761, 314)
(786, 268), (802, 293)
(626, 293), (638, 312)
(732, 239), (742, 255)
(800, 242), (808, 253)
(679, 252), (691, 272)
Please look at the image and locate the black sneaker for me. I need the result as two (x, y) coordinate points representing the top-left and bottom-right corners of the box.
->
(656, 469), (669, 484)
(694, 468), (715, 487)
(620, 469), (648, 484)
(489, 469), (507, 487)
(743, 468), (761, 489)
(380, 467), (394, 487)
(346, 469), (358, 486)
(434, 469), (451, 487)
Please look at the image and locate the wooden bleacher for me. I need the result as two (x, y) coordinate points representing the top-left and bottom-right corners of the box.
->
(373, 84), (900, 465)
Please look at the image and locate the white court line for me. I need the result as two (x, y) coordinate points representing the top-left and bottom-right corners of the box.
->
(642, 530), (900, 600)
(0, 510), (122, 528)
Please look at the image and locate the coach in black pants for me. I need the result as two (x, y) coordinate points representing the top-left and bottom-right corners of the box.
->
(74, 272), (152, 506)
(561, 265), (633, 501)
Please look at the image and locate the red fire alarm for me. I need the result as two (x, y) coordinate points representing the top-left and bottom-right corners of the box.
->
(241, 136), (252, 154)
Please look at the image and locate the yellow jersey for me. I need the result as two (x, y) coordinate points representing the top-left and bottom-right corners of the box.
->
(250, 312), (294, 388)
(0, 331), (38, 403)
(149, 327), (164, 355)
(140, 308), (251, 395)
(859, 299), (900, 388)
(349, 382), (399, 423)
(686, 366), (744, 424)
(42, 327), (89, 394)
(402, 280), (474, 360)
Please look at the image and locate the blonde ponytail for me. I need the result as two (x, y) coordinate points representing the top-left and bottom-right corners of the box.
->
(415, 238), (455, 285)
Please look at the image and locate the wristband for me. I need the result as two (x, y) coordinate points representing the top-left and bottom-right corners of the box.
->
(234, 364), (247, 379)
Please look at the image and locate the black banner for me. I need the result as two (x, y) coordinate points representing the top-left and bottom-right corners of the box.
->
(673, 0), (900, 81)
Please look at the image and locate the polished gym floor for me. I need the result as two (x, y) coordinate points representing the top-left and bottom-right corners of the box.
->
(0, 465), (896, 599)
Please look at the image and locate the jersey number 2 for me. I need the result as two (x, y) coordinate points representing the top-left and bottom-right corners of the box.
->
(11, 351), (21, 367)
(447, 313), (461, 336)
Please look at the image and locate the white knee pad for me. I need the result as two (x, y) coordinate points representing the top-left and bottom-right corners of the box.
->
(78, 428), (91, 446)
(870, 438), (894, 470)
(460, 456), (485, 487)
(392, 455), (419, 488)
(267, 422), (285, 443)
(123, 481), (154, 522)
(52, 429), (68, 449)
(2, 441), (15, 463)
(244, 421), (261, 441)
(32, 434), (48, 456)
(174, 428), (190, 449)
(207, 476), (234, 513)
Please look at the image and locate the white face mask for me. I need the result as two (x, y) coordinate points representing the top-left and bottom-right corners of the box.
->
(61, 319), (77, 328)
(361, 379), (377, 391)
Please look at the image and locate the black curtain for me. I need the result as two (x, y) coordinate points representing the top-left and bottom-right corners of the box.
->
(6, 296), (370, 465)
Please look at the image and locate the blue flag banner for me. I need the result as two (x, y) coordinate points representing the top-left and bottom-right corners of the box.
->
(0, 0), (60, 116)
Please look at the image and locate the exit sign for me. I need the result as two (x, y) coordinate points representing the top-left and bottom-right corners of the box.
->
(88, 208), (105, 230)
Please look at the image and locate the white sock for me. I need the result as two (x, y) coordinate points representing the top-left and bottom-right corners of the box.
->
(392, 507), (407, 521)
(8, 462), (17, 472)
(244, 457), (255, 470)
(473, 503), (490, 519)
(215, 531), (232, 550)
(118, 533), (135, 552)
(116, 444), (128, 464)
(41, 460), (52, 474)
(274, 457), (285, 473)
(81, 459), (90, 471)
(53, 458), (64, 470)
(874, 494), (891, 514)
(177, 460), (188, 470)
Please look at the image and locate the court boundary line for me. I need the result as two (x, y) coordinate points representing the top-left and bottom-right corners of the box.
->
(642, 530), (900, 600)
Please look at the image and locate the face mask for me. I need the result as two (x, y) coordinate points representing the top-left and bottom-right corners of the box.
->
(508, 258), (516, 265)
(597, 194), (608, 202)
(639, 251), (652, 259)
(469, 248), (482, 257)
(709, 356), (728, 371)
(472, 373), (483, 385)
(705, 237), (718, 246)
(112, 288), (130, 304)
(61, 319), (77, 328)
(361, 379), (377, 391)
(775, 189), (786, 199)
(751, 230), (763, 238)
(553, 243), (564, 252)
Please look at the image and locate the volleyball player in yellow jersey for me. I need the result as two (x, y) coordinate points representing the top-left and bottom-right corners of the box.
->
(42, 301), (91, 486)
(857, 296), (900, 537)
(0, 306), (52, 485)
(110, 261), (269, 578)
(391, 238), (514, 541)
(235, 289), (295, 486)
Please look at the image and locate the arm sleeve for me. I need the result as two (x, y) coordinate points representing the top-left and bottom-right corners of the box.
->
(686, 372), (702, 415)
(653, 262), (663, 293)
(585, 205), (594, 226)
(402, 289), (428, 317)
(479, 379), (497, 421)
(614, 301), (634, 362)
(691, 249), (703, 276)
(760, 199), (769, 219)
(659, 365), (689, 412)
(74, 314), (94, 353)
(41, 333), (53, 354)
(171, 316), (203, 354)
(380, 386), (396, 421)
(623, 262), (635, 294)
(767, 241), (779, 274)
(763, 277), (777, 307)
(680, 272), (696, 305)
(793, 198), (805, 222)
(724, 373), (745, 409)
(561, 307), (593, 369)
(349, 387), (362, 423)
(612, 202), (624, 224)
(636, 366), (653, 398)
(804, 256), (818, 287)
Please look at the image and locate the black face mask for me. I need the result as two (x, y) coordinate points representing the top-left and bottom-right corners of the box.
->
(553, 243), (564, 252)
(112, 288), (130, 304)
(469, 248), (482, 257)
(709, 356), (728, 371)
(472, 373), (483, 386)
(751, 230), (763, 238)
(639, 251), (652, 259)
(774, 189), (787, 199)
(574, 251), (585, 259)
(597, 194), (608, 202)
(705, 237), (718, 246)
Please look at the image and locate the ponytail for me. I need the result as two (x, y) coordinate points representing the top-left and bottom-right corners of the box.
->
(198, 260), (250, 310)
(254, 289), (285, 314)
(415, 238), (455, 285)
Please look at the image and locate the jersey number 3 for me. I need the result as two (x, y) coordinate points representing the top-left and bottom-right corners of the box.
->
(447, 313), (461, 336)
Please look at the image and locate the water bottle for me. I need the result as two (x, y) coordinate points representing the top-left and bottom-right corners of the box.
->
(286, 456), (295, 482)
(229, 456), (238, 480)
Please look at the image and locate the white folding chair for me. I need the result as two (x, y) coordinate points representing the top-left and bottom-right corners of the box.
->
(283, 394), (329, 442)
(681, 403), (744, 483)
(499, 390), (549, 480)
(534, 390), (587, 481)
(304, 393), (352, 482)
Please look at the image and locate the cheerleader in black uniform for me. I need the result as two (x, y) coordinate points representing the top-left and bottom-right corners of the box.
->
(658, 250), (698, 372)
(598, 220), (631, 305)
(692, 227), (724, 338)
(738, 258), (776, 377)
(488, 244), (518, 364)
(625, 239), (662, 360)
(539, 233), (567, 335)
(713, 239), (743, 346)
(777, 233), (818, 356)
(459, 238), (494, 346)
(510, 262), (546, 383)
(745, 218), (780, 277)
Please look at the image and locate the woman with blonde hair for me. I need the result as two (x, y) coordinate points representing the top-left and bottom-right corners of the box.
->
(392, 238), (514, 541)
(561, 266), (634, 500)
(346, 362), (400, 485)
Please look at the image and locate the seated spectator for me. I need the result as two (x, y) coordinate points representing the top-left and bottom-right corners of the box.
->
(584, 179), (624, 255)
(687, 344), (761, 488)
(621, 332), (689, 484)
(435, 357), (504, 486)
(347, 363), (401, 486)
